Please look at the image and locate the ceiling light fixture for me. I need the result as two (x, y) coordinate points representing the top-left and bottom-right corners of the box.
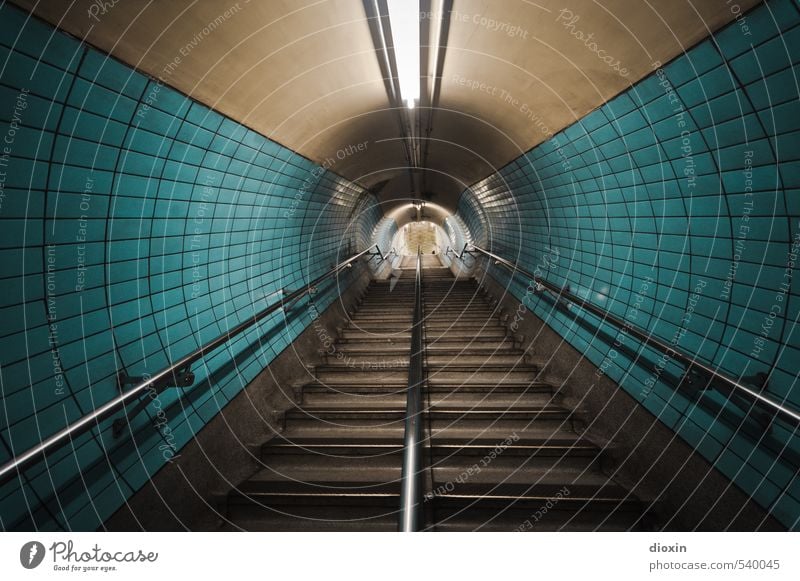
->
(386, 0), (420, 109)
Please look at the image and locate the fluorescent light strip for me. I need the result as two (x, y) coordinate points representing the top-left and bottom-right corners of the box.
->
(386, 0), (420, 108)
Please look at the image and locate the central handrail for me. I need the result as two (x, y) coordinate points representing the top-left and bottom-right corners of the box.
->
(398, 247), (424, 531)
(469, 244), (800, 427)
(0, 245), (386, 486)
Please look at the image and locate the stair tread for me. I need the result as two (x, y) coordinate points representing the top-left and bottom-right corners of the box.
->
(231, 480), (635, 504)
(288, 405), (569, 413)
(262, 440), (599, 451)
(299, 384), (553, 392)
(301, 393), (557, 405)
(281, 424), (583, 440)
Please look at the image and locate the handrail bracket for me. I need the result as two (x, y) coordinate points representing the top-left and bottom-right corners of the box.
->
(112, 368), (196, 437)
(116, 368), (195, 394)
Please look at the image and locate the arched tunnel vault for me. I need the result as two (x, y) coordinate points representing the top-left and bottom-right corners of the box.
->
(10, 0), (761, 210)
(1, 0), (799, 533)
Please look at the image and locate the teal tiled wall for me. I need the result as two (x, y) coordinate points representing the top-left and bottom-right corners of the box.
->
(444, 214), (472, 256)
(372, 216), (398, 257)
(0, 5), (381, 530)
(457, 0), (800, 529)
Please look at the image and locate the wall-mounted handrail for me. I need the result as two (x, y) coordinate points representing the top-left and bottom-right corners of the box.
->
(445, 243), (470, 260)
(372, 245), (387, 261)
(0, 245), (385, 486)
(469, 245), (800, 427)
(399, 247), (424, 531)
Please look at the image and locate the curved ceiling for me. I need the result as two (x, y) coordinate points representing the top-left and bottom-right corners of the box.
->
(14, 0), (760, 212)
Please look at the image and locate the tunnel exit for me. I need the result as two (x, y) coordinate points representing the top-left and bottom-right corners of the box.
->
(392, 221), (449, 256)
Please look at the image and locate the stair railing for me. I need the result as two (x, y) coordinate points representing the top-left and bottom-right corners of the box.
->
(0, 245), (387, 486)
(468, 244), (800, 427)
(399, 247), (425, 531)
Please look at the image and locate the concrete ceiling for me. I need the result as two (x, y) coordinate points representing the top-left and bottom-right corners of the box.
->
(422, 0), (762, 208)
(15, 0), (761, 213)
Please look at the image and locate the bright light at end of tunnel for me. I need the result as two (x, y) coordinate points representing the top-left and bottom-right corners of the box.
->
(386, 0), (420, 109)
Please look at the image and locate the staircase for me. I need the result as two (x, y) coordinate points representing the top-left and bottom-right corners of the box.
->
(225, 261), (653, 531)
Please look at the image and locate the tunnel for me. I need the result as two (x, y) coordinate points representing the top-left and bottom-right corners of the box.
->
(0, 0), (798, 533)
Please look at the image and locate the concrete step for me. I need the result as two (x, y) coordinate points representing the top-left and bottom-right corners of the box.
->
(321, 354), (411, 368)
(339, 327), (510, 341)
(422, 321), (506, 331)
(349, 308), (499, 321)
(231, 478), (401, 499)
(280, 413), (581, 441)
(425, 309), (497, 318)
(335, 338), (515, 351)
(300, 390), (558, 409)
(354, 301), (415, 307)
(358, 297), (415, 303)
(425, 338), (518, 351)
(300, 381), (554, 396)
(345, 321), (417, 332)
(285, 407), (570, 420)
(346, 321), (503, 333)
(425, 307), (498, 316)
(241, 450), (608, 487)
(348, 316), (414, 329)
(425, 304), (496, 313)
(427, 480), (643, 507)
(426, 353), (532, 366)
(423, 305), (496, 313)
(425, 347), (527, 358)
(312, 368), (408, 384)
(224, 502), (650, 532)
(226, 482), (400, 531)
(426, 328), (508, 340)
(262, 437), (599, 456)
(430, 496), (651, 532)
(350, 314), (495, 324)
(424, 315), (499, 324)
(426, 368), (541, 383)
(340, 329), (412, 340)
(223, 507), (397, 532)
(310, 366), (539, 385)
(328, 341), (415, 352)
(424, 279), (473, 284)
(261, 438), (600, 459)
(423, 295), (486, 302)
(423, 311), (499, 319)
(427, 345), (523, 356)
(426, 350), (527, 361)
(347, 312), (415, 320)
(360, 290), (415, 295)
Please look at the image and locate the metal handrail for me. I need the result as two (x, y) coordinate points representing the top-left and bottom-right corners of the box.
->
(399, 247), (424, 531)
(444, 243), (470, 260)
(0, 245), (386, 486)
(469, 244), (800, 426)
